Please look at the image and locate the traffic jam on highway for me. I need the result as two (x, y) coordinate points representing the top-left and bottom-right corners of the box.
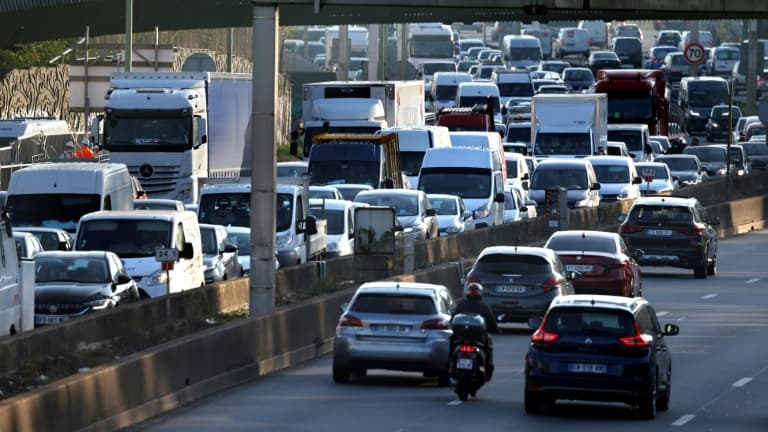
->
(1, 16), (768, 430)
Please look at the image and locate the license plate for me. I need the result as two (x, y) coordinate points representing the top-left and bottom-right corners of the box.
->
(566, 264), (594, 272)
(456, 358), (474, 370)
(496, 285), (527, 294)
(647, 229), (672, 236)
(370, 324), (411, 333)
(568, 363), (607, 374)
(34, 315), (69, 325)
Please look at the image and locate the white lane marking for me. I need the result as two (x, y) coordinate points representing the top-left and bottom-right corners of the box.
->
(447, 400), (463, 406)
(672, 414), (696, 426)
(657, 311), (669, 317)
(733, 377), (753, 387)
(746, 278), (760, 283)
(677, 317), (685, 321)
(701, 294), (718, 299)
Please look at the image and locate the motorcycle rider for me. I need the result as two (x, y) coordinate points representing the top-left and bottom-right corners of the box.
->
(452, 282), (498, 380)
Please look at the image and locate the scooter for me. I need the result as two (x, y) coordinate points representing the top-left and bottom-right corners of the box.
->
(449, 313), (488, 401)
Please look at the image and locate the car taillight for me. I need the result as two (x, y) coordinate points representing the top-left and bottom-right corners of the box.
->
(620, 223), (643, 234)
(542, 276), (560, 292)
(619, 321), (652, 347)
(339, 314), (363, 327)
(465, 272), (481, 286)
(421, 318), (449, 330)
(459, 344), (477, 353)
(678, 223), (704, 236)
(531, 318), (559, 343)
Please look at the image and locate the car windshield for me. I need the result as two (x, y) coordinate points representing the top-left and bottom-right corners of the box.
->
(35, 256), (110, 284)
(198, 192), (293, 231)
(497, 83), (534, 97)
(593, 165), (630, 183)
(535, 133), (591, 156)
(435, 85), (459, 101)
(355, 194), (419, 217)
(351, 293), (436, 315)
(684, 147), (726, 163)
(400, 151), (425, 177)
(564, 70), (593, 81)
(743, 144), (768, 156)
(104, 114), (191, 152)
(76, 219), (172, 258)
(475, 253), (550, 273)
(544, 308), (634, 336)
(592, 52), (617, 60)
(6, 194), (100, 232)
(657, 157), (698, 171)
(629, 205), (693, 224)
(717, 50), (739, 60)
(689, 83), (729, 107)
(505, 160), (519, 177)
(309, 208), (344, 235)
(26, 231), (61, 251)
(419, 168), (492, 199)
(546, 235), (617, 253)
(531, 168), (589, 190)
(607, 130), (644, 152)
(428, 197), (458, 216)
(200, 228), (218, 255)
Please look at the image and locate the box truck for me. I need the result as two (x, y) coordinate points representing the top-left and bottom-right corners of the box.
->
(531, 94), (608, 159)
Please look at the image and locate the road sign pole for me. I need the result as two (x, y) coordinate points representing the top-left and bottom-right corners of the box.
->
(165, 265), (171, 322)
(689, 21), (698, 78)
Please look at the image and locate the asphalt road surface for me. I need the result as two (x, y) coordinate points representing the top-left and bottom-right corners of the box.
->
(133, 229), (768, 432)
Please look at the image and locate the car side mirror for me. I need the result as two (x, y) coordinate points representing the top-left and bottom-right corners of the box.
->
(522, 173), (530, 180)
(426, 208), (437, 217)
(522, 181), (530, 190)
(494, 192), (505, 203)
(463, 210), (473, 220)
(617, 213), (627, 223)
(663, 323), (680, 336)
(222, 243), (238, 254)
(567, 270), (581, 281)
(632, 176), (642, 184)
(632, 248), (644, 259)
(179, 242), (194, 260)
(590, 182), (601, 190)
(304, 216), (318, 236)
(519, 206), (528, 212)
(341, 302), (349, 313)
(57, 241), (69, 251)
(528, 315), (543, 330)
(629, 152), (636, 159)
(526, 199), (537, 207)
(116, 274), (133, 284)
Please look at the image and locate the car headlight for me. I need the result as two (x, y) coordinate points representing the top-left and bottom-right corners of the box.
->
(276, 232), (293, 249)
(327, 241), (338, 251)
(711, 122), (719, 128)
(474, 203), (491, 218)
(572, 199), (590, 207)
(717, 168), (727, 175)
(689, 110), (700, 117)
(147, 271), (169, 286)
(84, 298), (113, 310)
(617, 191), (630, 199)
(446, 224), (462, 233)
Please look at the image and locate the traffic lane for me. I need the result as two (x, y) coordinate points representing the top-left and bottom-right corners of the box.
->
(133, 231), (768, 432)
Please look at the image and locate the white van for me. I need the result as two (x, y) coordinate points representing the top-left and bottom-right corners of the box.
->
(502, 35), (542, 70)
(0, 212), (21, 336)
(607, 124), (651, 163)
(455, 81), (503, 126)
(418, 147), (505, 228)
(429, 72), (473, 112)
(585, 155), (642, 202)
(5, 162), (134, 233)
(555, 28), (590, 59)
(578, 20), (608, 48)
(448, 131), (508, 184)
(378, 126), (452, 188)
(491, 70), (535, 106)
(75, 210), (204, 298)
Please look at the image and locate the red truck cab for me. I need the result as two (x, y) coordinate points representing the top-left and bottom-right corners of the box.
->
(594, 69), (668, 136)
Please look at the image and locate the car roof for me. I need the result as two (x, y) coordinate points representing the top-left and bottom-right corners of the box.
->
(37, 250), (111, 259)
(586, 155), (633, 166)
(550, 294), (647, 313)
(633, 196), (695, 206)
(427, 193), (460, 201)
(308, 198), (353, 210)
(549, 230), (620, 241)
(537, 158), (591, 168)
(14, 226), (67, 234)
(478, 245), (558, 262)
(356, 281), (447, 296)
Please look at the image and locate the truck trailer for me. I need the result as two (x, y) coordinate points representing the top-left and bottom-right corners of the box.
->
(531, 93), (608, 159)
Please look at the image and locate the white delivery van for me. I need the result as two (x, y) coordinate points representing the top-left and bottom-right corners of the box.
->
(449, 131), (508, 184)
(502, 35), (543, 70)
(418, 147), (505, 228)
(607, 124), (652, 163)
(455, 81), (504, 126)
(492, 70), (535, 106)
(75, 210), (204, 298)
(0, 211), (21, 336)
(378, 126), (452, 188)
(578, 20), (608, 48)
(5, 162), (134, 234)
(429, 72), (473, 112)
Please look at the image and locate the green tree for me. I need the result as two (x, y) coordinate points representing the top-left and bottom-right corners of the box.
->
(0, 40), (71, 72)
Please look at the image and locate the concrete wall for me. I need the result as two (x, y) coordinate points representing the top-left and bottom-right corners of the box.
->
(0, 184), (767, 432)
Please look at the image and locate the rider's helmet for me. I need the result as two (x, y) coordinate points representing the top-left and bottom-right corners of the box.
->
(465, 282), (483, 300)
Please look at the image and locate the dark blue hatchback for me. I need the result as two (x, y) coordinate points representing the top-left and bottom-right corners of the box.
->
(524, 295), (679, 419)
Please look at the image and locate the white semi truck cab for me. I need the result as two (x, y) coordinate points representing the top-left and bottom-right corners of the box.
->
(93, 72), (252, 204)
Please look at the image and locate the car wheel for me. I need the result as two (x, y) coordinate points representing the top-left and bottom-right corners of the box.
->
(458, 390), (469, 401)
(694, 251), (708, 279)
(638, 373), (658, 419)
(707, 256), (717, 276)
(658, 370), (671, 411)
(332, 362), (351, 383)
(524, 389), (541, 414)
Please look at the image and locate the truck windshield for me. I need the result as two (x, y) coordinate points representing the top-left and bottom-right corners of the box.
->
(104, 113), (192, 152)
(534, 133), (591, 156)
(606, 95), (654, 120)
(509, 48), (542, 62)
(400, 151), (425, 176)
(308, 208), (344, 235)
(76, 219), (172, 258)
(309, 161), (381, 186)
(423, 63), (456, 75)
(302, 126), (381, 158)
(689, 84), (729, 107)
(198, 192), (294, 232)
(419, 167), (491, 199)
(6, 194), (100, 232)
(411, 38), (454, 58)
(435, 85), (459, 101)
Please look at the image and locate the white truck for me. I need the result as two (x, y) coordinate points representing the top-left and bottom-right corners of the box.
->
(92, 72), (252, 204)
(407, 23), (456, 71)
(300, 80), (425, 159)
(531, 94), (607, 159)
(196, 182), (327, 267)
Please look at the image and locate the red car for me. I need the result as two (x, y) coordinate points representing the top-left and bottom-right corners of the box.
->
(544, 230), (642, 297)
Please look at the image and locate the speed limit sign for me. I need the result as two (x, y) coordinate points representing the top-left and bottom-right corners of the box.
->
(683, 42), (706, 65)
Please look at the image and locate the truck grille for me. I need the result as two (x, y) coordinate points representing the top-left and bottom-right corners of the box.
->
(128, 164), (181, 195)
(35, 303), (88, 315)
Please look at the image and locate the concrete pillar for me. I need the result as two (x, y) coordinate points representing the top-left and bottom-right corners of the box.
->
(688, 21), (698, 78)
(227, 27), (234, 73)
(124, 0), (133, 72)
(250, 4), (278, 316)
(378, 24), (386, 80)
(338, 25), (349, 80)
(368, 24), (379, 80)
(747, 19), (759, 115)
(399, 24), (408, 80)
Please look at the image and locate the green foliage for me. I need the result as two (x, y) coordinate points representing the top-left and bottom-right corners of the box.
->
(0, 39), (71, 72)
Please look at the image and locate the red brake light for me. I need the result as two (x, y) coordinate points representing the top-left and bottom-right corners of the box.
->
(620, 223), (643, 234)
(531, 318), (559, 343)
(459, 344), (477, 353)
(542, 276), (559, 292)
(421, 318), (449, 330)
(678, 223), (704, 237)
(339, 314), (363, 327)
(619, 321), (652, 347)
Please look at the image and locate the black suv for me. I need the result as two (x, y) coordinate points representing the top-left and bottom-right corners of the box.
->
(619, 196), (719, 278)
(525, 295), (679, 419)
